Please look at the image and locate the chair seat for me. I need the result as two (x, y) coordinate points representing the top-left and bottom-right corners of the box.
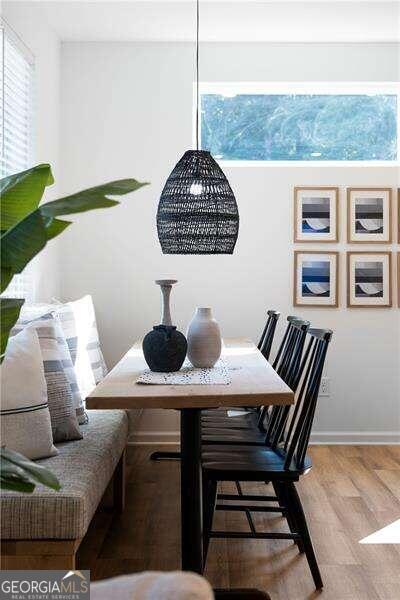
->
(202, 407), (257, 417)
(202, 445), (312, 481)
(202, 427), (266, 446)
(201, 412), (259, 430)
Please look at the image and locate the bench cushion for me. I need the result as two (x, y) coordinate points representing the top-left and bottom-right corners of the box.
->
(0, 410), (128, 540)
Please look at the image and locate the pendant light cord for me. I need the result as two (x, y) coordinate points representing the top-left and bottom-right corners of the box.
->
(195, 0), (200, 151)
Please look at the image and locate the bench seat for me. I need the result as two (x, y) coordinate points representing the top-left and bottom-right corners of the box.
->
(1, 410), (128, 541)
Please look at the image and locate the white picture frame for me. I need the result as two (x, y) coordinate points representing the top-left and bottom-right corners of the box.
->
(347, 188), (392, 243)
(347, 252), (392, 307)
(293, 251), (339, 307)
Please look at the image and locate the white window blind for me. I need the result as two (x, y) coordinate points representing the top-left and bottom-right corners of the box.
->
(1, 21), (35, 301)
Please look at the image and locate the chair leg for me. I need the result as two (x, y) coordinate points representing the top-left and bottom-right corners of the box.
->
(236, 481), (256, 534)
(203, 477), (218, 564)
(272, 482), (304, 553)
(286, 482), (323, 590)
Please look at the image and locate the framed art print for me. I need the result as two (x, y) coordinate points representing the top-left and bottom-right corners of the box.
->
(347, 187), (392, 243)
(294, 251), (339, 307)
(294, 187), (338, 242)
(347, 252), (392, 307)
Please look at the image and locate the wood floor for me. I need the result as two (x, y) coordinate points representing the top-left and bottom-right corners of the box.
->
(77, 445), (400, 599)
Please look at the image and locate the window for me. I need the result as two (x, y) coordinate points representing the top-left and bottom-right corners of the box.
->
(199, 83), (399, 164)
(1, 22), (34, 175)
(1, 21), (35, 301)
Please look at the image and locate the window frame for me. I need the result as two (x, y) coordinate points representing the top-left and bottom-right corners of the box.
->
(196, 82), (400, 167)
(1, 19), (36, 302)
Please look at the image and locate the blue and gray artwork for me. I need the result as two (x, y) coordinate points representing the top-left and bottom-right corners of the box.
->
(355, 261), (383, 297)
(302, 260), (330, 297)
(201, 94), (397, 161)
(302, 197), (330, 233)
(355, 198), (384, 234)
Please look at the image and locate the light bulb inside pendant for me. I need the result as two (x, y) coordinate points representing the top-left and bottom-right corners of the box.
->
(189, 182), (203, 196)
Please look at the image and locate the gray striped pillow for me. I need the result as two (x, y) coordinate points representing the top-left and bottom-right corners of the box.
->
(18, 296), (107, 416)
(18, 305), (88, 425)
(12, 313), (83, 442)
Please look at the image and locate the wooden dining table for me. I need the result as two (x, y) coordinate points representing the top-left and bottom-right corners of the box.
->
(86, 338), (294, 584)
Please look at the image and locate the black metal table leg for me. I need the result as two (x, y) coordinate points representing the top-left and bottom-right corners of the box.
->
(179, 408), (272, 600)
(180, 408), (203, 574)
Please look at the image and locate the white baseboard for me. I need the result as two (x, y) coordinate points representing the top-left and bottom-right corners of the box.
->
(310, 431), (400, 445)
(129, 430), (400, 446)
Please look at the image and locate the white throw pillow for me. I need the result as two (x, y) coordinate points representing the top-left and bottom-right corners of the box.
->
(91, 571), (214, 600)
(0, 328), (58, 460)
(62, 295), (107, 396)
(20, 295), (107, 404)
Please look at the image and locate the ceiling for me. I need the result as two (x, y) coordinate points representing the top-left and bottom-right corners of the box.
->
(5, 1), (400, 42)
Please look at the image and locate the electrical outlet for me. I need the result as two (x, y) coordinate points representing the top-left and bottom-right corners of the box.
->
(319, 377), (330, 397)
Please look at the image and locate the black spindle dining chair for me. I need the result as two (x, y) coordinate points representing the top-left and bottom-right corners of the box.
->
(201, 318), (310, 444)
(201, 318), (312, 550)
(201, 309), (281, 421)
(201, 328), (333, 590)
(150, 309), (281, 461)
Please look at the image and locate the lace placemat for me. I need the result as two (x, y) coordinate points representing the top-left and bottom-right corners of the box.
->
(136, 359), (232, 385)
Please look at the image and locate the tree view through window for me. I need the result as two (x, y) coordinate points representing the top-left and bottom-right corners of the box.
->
(200, 92), (397, 162)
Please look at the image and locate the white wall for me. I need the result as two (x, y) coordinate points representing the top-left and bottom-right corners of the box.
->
(2, 2), (61, 301)
(60, 41), (400, 443)
(34, 1), (400, 44)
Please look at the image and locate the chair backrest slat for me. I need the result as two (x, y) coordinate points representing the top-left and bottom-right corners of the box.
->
(273, 317), (310, 382)
(258, 309), (280, 360)
(272, 315), (301, 370)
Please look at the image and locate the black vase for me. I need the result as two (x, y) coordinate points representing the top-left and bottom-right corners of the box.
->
(142, 325), (187, 372)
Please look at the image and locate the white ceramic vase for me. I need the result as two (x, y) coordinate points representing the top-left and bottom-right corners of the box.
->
(155, 279), (177, 326)
(187, 307), (221, 368)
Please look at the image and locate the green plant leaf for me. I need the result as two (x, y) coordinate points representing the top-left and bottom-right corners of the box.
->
(1, 215), (72, 276)
(45, 218), (72, 241)
(0, 455), (40, 493)
(40, 179), (149, 217)
(0, 448), (61, 491)
(0, 475), (35, 493)
(0, 298), (24, 359)
(0, 164), (54, 232)
(0, 168), (149, 367)
(0, 457), (37, 485)
(1, 211), (47, 274)
(1, 179), (149, 276)
(1, 268), (13, 294)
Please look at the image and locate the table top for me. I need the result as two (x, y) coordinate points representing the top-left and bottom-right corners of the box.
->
(86, 338), (294, 410)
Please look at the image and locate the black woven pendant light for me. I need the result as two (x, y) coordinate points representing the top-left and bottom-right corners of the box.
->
(157, 0), (239, 254)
